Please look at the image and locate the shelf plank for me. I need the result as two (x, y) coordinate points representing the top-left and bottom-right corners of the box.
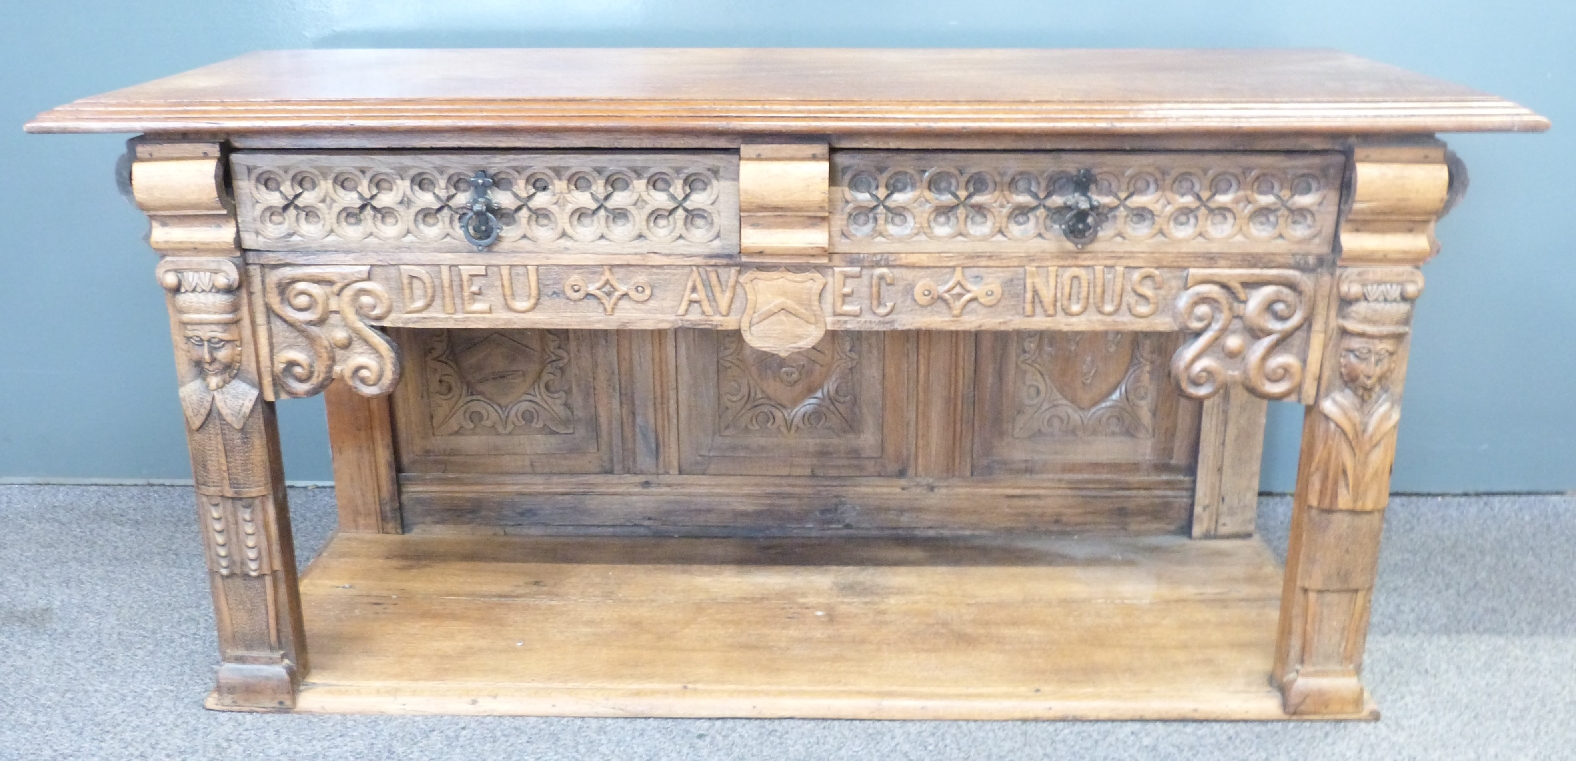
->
(285, 532), (1376, 720)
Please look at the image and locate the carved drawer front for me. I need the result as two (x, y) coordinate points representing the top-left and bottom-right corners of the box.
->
(831, 151), (1345, 254)
(232, 152), (739, 254)
(676, 329), (912, 477)
(390, 328), (620, 474)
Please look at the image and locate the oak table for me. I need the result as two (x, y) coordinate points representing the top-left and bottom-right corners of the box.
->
(28, 49), (1547, 720)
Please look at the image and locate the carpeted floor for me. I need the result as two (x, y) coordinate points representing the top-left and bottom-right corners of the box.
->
(1, 485), (1572, 760)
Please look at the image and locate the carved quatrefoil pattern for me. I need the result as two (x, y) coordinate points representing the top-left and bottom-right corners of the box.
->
(831, 151), (1344, 253)
(233, 153), (738, 253)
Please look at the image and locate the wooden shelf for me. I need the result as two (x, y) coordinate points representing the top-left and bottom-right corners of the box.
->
(276, 532), (1376, 720)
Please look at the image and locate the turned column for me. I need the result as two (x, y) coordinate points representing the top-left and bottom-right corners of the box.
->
(1271, 145), (1451, 715)
(134, 142), (307, 709)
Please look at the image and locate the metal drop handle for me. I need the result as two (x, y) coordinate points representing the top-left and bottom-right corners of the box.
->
(1054, 169), (1103, 248)
(458, 170), (500, 250)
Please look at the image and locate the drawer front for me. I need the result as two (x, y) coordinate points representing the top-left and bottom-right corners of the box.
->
(830, 151), (1345, 254)
(233, 151), (739, 254)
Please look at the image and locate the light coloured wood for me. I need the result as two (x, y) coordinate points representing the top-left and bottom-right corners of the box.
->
(222, 131), (1364, 152)
(158, 255), (305, 710)
(388, 328), (622, 475)
(1274, 266), (1423, 715)
(260, 262), (1191, 333)
(230, 151), (740, 255)
(739, 143), (830, 261)
(616, 330), (679, 475)
(912, 332), (975, 478)
(831, 151), (1345, 254)
(388, 325), (1203, 536)
(1338, 146), (1453, 266)
(280, 531), (1378, 720)
(247, 248), (1342, 270)
(398, 473), (1194, 536)
(971, 332), (1194, 475)
(130, 143), (237, 253)
(676, 330), (911, 477)
(1192, 383), (1268, 539)
(325, 381), (401, 534)
(53, 51), (1543, 721)
(26, 49), (1546, 136)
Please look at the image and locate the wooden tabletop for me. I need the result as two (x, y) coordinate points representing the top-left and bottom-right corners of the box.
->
(26, 48), (1548, 136)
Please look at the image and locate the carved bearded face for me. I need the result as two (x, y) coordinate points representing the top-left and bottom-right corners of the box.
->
(185, 323), (243, 390)
(1338, 335), (1396, 401)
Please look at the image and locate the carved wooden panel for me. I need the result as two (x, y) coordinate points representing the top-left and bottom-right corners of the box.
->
(252, 260), (1191, 334)
(391, 328), (619, 474)
(831, 151), (1344, 254)
(233, 152), (739, 254)
(676, 330), (912, 476)
(973, 331), (1196, 475)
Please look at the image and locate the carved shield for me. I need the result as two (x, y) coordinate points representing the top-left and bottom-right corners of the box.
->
(740, 271), (827, 357)
(746, 336), (835, 409)
(1044, 332), (1135, 410)
(453, 331), (545, 407)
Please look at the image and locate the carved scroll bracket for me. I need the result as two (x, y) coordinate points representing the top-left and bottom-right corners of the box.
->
(1171, 269), (1314, 401)
(262, 266), (401, 399)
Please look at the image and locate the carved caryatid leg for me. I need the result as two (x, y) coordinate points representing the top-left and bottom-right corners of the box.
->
(159, 256), (306, 710)
(1273, 267), (1423, 715)
(134, 142), (305, 710)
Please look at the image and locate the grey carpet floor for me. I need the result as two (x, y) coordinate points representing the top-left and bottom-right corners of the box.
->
(1, 485), (1573, 760)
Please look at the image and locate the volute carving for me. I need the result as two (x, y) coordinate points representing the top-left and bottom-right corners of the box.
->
(263, 266), (401, 398)
(1171, 269), (1312, 400)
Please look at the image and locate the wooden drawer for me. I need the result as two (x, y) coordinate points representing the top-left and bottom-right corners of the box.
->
(234, 149), (1341, 260)
(830, 151), (1346, 255)
(232, 151), (740, 254)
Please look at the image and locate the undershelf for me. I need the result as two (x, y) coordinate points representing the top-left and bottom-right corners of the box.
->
(280, 531), (1376, 720)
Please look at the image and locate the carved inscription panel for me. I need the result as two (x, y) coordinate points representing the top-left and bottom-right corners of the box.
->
(831, 151), (1344, 253)
(258, 261), (1318, 403)
(233, 152), (739, 254)
(256, 260), (1187, 332)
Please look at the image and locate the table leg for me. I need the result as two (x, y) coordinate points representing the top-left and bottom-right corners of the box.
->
(160, 256), (306, 710)
(1272, 266), (1423, 715)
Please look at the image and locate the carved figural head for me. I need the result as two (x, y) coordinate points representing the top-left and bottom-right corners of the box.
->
(171, 271), (245, 390)
(1335, 276), (1418, 404)
(1337, 334), (1397, 402)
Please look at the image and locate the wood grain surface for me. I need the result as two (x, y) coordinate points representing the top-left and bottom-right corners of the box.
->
(28, 49), (1546, 135)
(285, 531), (1375, 720)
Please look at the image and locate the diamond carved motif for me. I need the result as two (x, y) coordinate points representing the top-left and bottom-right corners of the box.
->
(913, 267), (1004, 317)
(564, 266), (653, 315)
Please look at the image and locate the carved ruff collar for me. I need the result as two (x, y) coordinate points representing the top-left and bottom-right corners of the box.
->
(180, 378), (259, 431)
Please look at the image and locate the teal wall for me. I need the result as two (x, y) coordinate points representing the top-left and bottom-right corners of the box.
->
(3, 1), (1571, 491)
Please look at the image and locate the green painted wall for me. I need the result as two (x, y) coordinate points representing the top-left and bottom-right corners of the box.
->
(3, 1), (1570, 490)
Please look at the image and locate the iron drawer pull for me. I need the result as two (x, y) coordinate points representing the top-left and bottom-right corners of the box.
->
(1053, 168), (1103, 247)
(458, 170), (501, 250)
